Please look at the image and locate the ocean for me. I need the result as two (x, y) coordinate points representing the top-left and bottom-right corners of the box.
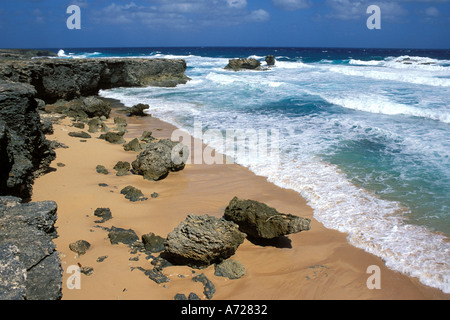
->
(56, 47), (449, 293)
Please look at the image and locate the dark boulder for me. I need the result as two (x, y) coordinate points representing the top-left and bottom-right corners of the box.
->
(98, 131), (126, 144)
(88, 118), (108, 133)
(108, 226), (139, 246)
(0, 81), (56, 199)
(96, 165), (109, 175)
(224, 197), (311, 240)
(132, 139), (189, 181)
(128, 103), (150, 117)
(113, 161), (130, 176)
(0, 196), (62, 300)
(68, 131), (91, 139)
(94, 208), (112, 223)
(120, 186), (148, 202)
(69, 240), (91, 256)
(81, 97), (111, 118)
(123, 138), (146, 152)
(164, 215), (246, 267)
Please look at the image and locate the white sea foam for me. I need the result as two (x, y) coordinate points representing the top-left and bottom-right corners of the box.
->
(57, 49), (69, 57)
(322, 94), (450, 124)
(349, 59), (383, 66)
(327, 65), (450, 87)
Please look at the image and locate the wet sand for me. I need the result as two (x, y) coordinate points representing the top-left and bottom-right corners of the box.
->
(32, 102), (449, 300)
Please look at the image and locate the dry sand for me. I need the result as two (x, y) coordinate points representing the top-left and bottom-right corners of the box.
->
(32, 103), (449, 300)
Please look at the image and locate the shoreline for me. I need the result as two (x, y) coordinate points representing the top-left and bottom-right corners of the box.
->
(31, 98), (449, 300)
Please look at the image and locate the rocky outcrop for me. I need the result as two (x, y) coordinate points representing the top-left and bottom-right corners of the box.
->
(164, 215), (246, 267)
(224, 197), (311, 240)
(0, 81), (56, 199)
(0, 49), (57, 61)
(0, 196), (62, 300)
(0, 58), (190, 103)
(224, 58), (262, 71)
(132, 139), (189, 181)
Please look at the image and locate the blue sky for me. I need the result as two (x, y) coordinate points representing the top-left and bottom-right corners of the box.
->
(0, 0), (449, 49)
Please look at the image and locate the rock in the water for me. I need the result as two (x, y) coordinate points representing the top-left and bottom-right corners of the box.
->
(132, 139), (189, 181)
(128, 103), (150, 117)
(224, 197), (311, 240)
(224, 58), (261, 71)
(0, 196), (62, 300)
(94, 208), (112, 223)
(69, 240), (91, 256)
(164, 215), (246, 267)
(214, 259), (246, 280)
(142, 233), (165, 253)
(98, 131), (126, 144)
(120, 186), (148, 202)
(265, 55), (276, 66)
(113, 161), (130, 176)
(108, 226), (139, 246)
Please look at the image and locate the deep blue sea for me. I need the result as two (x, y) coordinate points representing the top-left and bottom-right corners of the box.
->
(55, 47), (450, 293)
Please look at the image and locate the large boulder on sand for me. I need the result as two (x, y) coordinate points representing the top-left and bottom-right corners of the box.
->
(132, 139), (189, 181)
(81, 97), (111, 118)
(164, 215), (246, 267)
(224, 197), (311, 240)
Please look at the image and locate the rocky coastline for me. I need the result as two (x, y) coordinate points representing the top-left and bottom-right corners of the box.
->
(0, 50), (192, 300)
(1, 50), (447, 301)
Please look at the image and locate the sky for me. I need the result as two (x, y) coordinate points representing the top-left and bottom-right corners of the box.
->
(0, 0), (449, 49)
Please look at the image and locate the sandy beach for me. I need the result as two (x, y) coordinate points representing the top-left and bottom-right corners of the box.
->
(31, 100), (449, 300)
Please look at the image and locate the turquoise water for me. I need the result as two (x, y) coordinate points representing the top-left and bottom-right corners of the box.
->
(57, 47), (449, 293)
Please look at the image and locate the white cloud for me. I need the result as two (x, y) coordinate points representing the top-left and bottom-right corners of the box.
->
(94, 1), (270, 29)
(425, 6), (440, 16)
(272, 0), (310, 11)
(249, 9), (271, 22)
(227, 0), (247, 9)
